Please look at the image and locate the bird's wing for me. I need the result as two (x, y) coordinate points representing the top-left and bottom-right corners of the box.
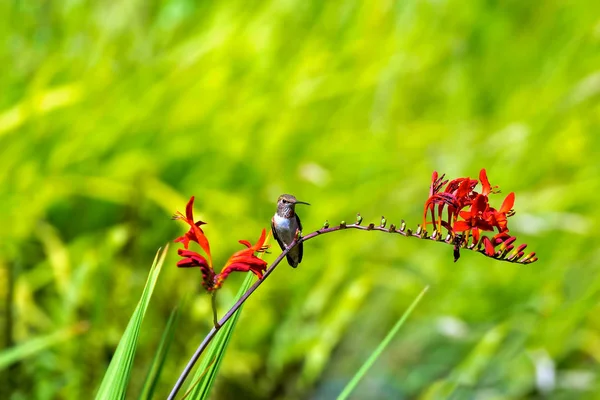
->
(296, 214), (303, 264)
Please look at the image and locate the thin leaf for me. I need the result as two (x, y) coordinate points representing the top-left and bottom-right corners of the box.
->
(139, 305), (181, 400)
(337, 286), (430, 400)
(95, 245), (168, 400)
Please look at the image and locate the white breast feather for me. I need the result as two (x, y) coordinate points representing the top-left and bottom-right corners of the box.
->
(273, 214), (294, 244)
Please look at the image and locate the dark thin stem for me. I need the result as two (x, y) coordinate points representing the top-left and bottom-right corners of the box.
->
(168, 220), (534, 399)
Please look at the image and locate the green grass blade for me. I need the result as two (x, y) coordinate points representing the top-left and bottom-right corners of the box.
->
(337, 286), (430, 400)
(184, 272), (256, 400)
(139, 305), (181, 400)
(95, 245), (168, 400)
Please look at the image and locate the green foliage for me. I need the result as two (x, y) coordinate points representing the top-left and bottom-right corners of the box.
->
(95, 247), (167, 400)
(338, 286), (429, 400)
(1, 0), (600, 398)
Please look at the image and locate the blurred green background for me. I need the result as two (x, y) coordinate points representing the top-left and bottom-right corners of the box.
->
(1, 0), (599, 399)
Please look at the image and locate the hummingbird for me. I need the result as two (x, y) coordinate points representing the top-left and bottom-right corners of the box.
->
(271, 194), (310, 268)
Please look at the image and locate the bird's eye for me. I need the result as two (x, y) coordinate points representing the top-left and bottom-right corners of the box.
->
(282, 199), (288, 204)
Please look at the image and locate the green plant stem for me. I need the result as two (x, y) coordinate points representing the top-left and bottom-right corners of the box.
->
(210, 293), (220, 328)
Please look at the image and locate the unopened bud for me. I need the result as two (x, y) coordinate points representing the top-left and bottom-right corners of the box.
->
(521, 252), (536, 263)
(356, 213), (363, 225)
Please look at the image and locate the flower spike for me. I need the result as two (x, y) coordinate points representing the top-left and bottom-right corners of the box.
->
(174, 197), (270, 292)
(423, 169), (537, 264)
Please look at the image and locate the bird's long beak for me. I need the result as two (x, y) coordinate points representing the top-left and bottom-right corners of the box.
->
(294, 200), (310, 206)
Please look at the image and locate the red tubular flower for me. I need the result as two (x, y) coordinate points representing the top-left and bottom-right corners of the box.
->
(173, 196), (212, 266)
(423, 171), (478, 232)
(423, 169), (537, 264)
(177, 249), (215, 290)
(213, 229), (269, 290)
(174, 197), (270, 292)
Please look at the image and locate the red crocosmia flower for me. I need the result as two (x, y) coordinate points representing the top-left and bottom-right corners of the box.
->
(173, 196), (212, 266)
(425, 169), (513, 242)
(423, 172), (479, 232)
(423, 169), (536, 263)
(174, 197), (270, 292)
(214, 229), (269, 290)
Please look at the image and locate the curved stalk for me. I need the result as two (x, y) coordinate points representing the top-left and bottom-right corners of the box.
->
(168, 220), (534, 399)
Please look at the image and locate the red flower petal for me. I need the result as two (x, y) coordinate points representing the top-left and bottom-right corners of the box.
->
(214, 259), (268, 290)
(177, 249), (209, 268)
(479, 169), (491, 196)
(458, 210), (472, 220)
(238, 240), (252, 248)
(483, 237), (495, 256)
(471, 194), (488, 214)
(456, 178), (472, 200)
(186, 196), (195, 220)
(493, 232), (512, 244)
(176, 249), (216, 290)
(174, 234), (192, 249)
(430, 171), (439, 196)
(500, 192), (515, 213)
(472, 227), (481, 243)
(453, 221), (471, 232)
